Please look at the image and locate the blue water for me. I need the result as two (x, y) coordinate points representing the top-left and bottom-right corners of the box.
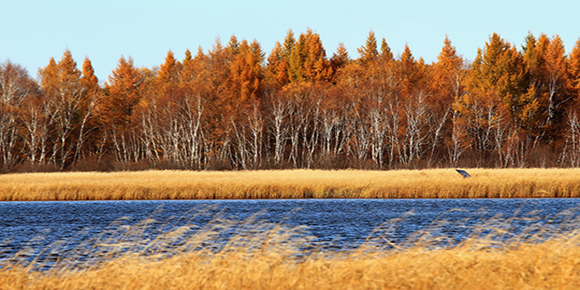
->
(1, 198), (580, 267)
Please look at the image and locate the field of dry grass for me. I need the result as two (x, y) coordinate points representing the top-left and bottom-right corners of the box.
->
(5, 240), (580, 289)
(1, 168), (580, 201)
(4, 169), (580, 288)
(2, 210), (580, 289)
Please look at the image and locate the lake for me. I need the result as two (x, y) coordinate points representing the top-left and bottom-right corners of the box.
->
(1, 198), (580, 268)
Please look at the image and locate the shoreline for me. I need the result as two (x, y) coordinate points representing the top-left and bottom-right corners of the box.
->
(2, 168), (580, 201)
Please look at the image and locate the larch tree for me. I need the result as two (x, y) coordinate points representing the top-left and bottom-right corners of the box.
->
(519, 33), (544, 132)
(282, 29), (296, 63)
(144, 50), (182, 165)
(569, 39), (580, 114)
(330, 43), (349, 76)
(228, 39), (267, 169)
(103, 56), (147, 163)
(462, 33), (527, 165)
(430, 37), (469, 165)
(105, 56), (143, 127)
(394, 45), (431, 166)
(230, 39), (264, 105)
(157, 50), (182, 93)
(289, 32), (308, 82)
(357, 31), (379, 65)
(81, 57), (99, 91)
(561, 38), (580, 166)
(536, 34), (572, 143)
(227, 35), (240, 56)
(302, 29), (331, 82)
(174, 47), (212, 169)
(183, 49), (193, 65)
(266, 41), (289, 88)
(201, 37), (241, 164)
(39, 58), (59, 96)
(181, 47), (210, 92)
(380, 38), (394, 62)
(74, 57), (101, 164)
(430, 36), (466, 107)
(274, 29), (296, 84)
(398, 44), (424, 97)
(39, 50), (85, 169)
(520, 33), (573, 145)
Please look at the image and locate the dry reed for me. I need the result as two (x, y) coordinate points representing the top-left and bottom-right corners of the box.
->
(1, 168), (580, 201)
(2, 209), (580, 289)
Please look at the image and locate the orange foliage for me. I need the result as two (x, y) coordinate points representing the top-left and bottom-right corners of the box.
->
(104, 56), (145, 127)
(5, 30), (580, 171)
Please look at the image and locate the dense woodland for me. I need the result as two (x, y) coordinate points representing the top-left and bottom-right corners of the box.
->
(3, 30), (580, 172)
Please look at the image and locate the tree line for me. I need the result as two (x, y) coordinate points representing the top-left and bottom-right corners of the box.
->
(2, 29), (580, 172)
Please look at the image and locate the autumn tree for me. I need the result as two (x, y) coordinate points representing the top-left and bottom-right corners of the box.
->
(138, 50), (183, 166)
(429, 37), (469, 165)
(266, 41), (289, 88)
(288, 32), (307, 82)
(0, 61), (39, 171)
(74, 57), (101, 164)
(157, 50), (182, 94)
(524, 34), (573, 143)
(227, 39), (267, 168)
(9, 29), (580, 172)
(329, 43), (350, 83)
(230, 39), (264, 105)
(430, 37), (466, 108)
(569, 39), (580, 104)
(104, 56), (144, 127)
(173, 48), (213, 168)
(462, 33), (527, 165)
(301, 29), (332, 82)
(103, 56), (147, 163)
(38, 50), (90, 169)
(399, 44), (426, 96)
(282, 29), (296, 60)
(331, 32), (403, 168)
(358, 31), (379, 64)
(380, 38), (394, 62)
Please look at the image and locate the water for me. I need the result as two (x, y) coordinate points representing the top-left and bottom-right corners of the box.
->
(1, 198), (580, 267)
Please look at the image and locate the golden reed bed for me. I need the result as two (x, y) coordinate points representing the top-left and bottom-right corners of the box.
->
(3, 239), (579, 289)
(1, 168), (580, 201)
(2, 210), (580, 290)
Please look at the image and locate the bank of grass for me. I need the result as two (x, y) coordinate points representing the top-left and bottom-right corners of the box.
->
(2, 210), (580, 289)
(4, 239), (580, 289)
(2, 168), (580, 201)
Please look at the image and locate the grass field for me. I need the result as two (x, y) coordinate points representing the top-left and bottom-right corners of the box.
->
(3, 169), (580, 289)
(1, 168), (580, 201)
(2, 210), (580, 289)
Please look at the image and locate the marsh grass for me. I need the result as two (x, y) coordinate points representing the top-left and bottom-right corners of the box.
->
(2, 168), (580, 201)
(2, 208), (580, 289)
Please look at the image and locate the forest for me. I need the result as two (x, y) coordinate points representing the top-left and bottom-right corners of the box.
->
(2, 29), (580, 172)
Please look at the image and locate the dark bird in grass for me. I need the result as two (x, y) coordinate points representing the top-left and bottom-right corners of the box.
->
(456, 169), (471, 178)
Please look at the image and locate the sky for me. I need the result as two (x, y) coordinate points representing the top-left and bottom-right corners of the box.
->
(2, 0), (580, 82)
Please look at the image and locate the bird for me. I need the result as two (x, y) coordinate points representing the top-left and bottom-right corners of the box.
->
(456, 169), (471, 178)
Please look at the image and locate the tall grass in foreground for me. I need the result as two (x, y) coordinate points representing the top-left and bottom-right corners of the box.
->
(2, 209), (580, 289)
(2, 168), (580, 201)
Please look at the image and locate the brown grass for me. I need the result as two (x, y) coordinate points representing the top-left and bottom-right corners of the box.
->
(1, 168), (580, 201)
(2, 210), (580, 289)
(4, 241), (580, 289)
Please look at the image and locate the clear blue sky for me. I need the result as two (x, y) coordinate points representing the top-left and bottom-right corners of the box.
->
(2, 0), (579, 82)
